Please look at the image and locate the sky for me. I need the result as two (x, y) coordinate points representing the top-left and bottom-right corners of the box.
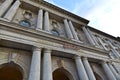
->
(44, 0), (120, 37)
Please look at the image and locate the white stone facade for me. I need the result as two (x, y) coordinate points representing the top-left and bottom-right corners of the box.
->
(0, 0), (120, 80)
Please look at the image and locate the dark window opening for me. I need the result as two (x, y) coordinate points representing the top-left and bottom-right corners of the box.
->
(19, 20), (31, 27)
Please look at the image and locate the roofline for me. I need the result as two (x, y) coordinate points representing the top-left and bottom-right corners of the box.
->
(36, 0), (89, 24)
(87, 26), (120, 42)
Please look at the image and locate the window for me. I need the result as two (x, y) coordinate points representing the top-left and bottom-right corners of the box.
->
(51, 30), (59, 36)
(19, 20), (31, 27)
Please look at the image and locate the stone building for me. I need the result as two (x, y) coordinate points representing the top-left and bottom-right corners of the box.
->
(0, 0), (120, 80)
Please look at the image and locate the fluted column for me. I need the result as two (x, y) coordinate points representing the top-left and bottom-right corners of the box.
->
(68, 20), (79, 41)
(82, 57), (96, 80)
(82, 27), (95, 45)
(36, 9), (43, 30)
(108, 63), (120, 80)
(44, 11), (50, 32)
(4, 0), (21, 21)
(28, 47), (41, 80)
(64, 19), (74, 39)
(101, 62), (116, 80)
(75, 56), (89, 80)
(43, 49), (52, 80)
(0, 0), (13, 17)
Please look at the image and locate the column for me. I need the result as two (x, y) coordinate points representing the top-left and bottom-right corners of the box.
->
(87, 28), (99, 47)
(0, 0), (13, 17)
(44, 11), (50, 32)
(28, 47), (41, 80)
(36, 9), (43, 30)
(107, 41), (120, 57)
(82, 27), (95, 45)
(64, 19), (74, 39)
(4, 0), (21, 21)
(101, 62), (116, 80)
(68, 20), (79, 41)
(97, 37), (108, 50)
(111, 49), (120, 58)
(43, 49), (53, 80)
(82, 57), (96, 80)
(108, 63), (120, 80)
(74, 56), (89, 80)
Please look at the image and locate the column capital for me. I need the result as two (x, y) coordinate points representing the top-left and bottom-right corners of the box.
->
(73, 55), (81, 59)
(44, 48), (52, 53)
(82, 57), (88, 60)
(32, 46), (42, 51)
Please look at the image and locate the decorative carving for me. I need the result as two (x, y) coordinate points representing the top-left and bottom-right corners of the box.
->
(57, 59), (65, 68)
(23, 10), (32, 20)
(63, 43), (80, 50)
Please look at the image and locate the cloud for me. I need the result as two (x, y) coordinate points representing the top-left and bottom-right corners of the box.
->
(86, 0), (120, 37)
(45, 0), (120, 37)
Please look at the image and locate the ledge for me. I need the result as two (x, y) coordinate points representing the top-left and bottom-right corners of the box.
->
(0, 20), (109, 55)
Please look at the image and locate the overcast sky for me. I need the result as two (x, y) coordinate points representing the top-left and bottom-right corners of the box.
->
(44, 0), (120, 37)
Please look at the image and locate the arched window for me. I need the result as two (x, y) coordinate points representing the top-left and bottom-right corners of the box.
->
(19, 20), (31, 27)
(51, 30), (59, 36)
(53, 68), (74, 80)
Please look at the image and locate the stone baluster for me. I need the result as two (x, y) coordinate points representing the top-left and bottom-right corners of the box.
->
(44, 11), (50, 32)
(68, 20), (79, 41)
(101, 62), (116, 80)
(64, 19), (74, 39)
(36, 9), (43, 30)
(42, 49), (53, 80)
(28, 47), (41, 80)
(82, 26), (96, 45)
(4, 0), (21, 21)
(82, 57), (96, 80)
(0, 0), (13, 17)
(74, 56), (89, 80)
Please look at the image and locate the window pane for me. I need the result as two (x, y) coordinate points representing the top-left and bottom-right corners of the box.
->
(19, 20), (31, 27)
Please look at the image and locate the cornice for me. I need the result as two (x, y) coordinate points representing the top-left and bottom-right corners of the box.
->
(27, 0), (89, 24)
(87, 26), (120, 42)
(0, 20), (108, 55)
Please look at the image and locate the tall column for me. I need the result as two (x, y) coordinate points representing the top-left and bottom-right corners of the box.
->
(0, 0), (13, 17)
(43, 49), (52, 80)
(68, 20), (79, 41)
(36, 9), (43, 30)
(44, 11), (50, 32)
(82, 57), (96, 80)
(111, 49), (120, 58)
(64, 19), (74, 39)
(101, 62), (116, 80)
(82, 27), (95, 45)
(4, 0), (21, 21)
(97, 37), (108, 50)
(74, 56), (89, 80)
(108, 63), (120, 80)
(107, 41), (120, 57)
(87, 28), (99, 47)
(28, 47), (41, 80)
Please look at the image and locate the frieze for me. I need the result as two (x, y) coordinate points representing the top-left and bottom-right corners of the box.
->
(63, 42), (80, 51)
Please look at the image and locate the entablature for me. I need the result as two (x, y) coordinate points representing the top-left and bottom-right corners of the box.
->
(0, 20), (108, 58)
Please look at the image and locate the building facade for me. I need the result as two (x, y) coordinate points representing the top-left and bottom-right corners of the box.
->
(0, 0), (120, 80)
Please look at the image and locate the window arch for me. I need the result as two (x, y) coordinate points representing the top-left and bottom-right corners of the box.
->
(0, 62), (23, 80)
(19, 20), (31, 27)
(53, 68), (74, 80)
